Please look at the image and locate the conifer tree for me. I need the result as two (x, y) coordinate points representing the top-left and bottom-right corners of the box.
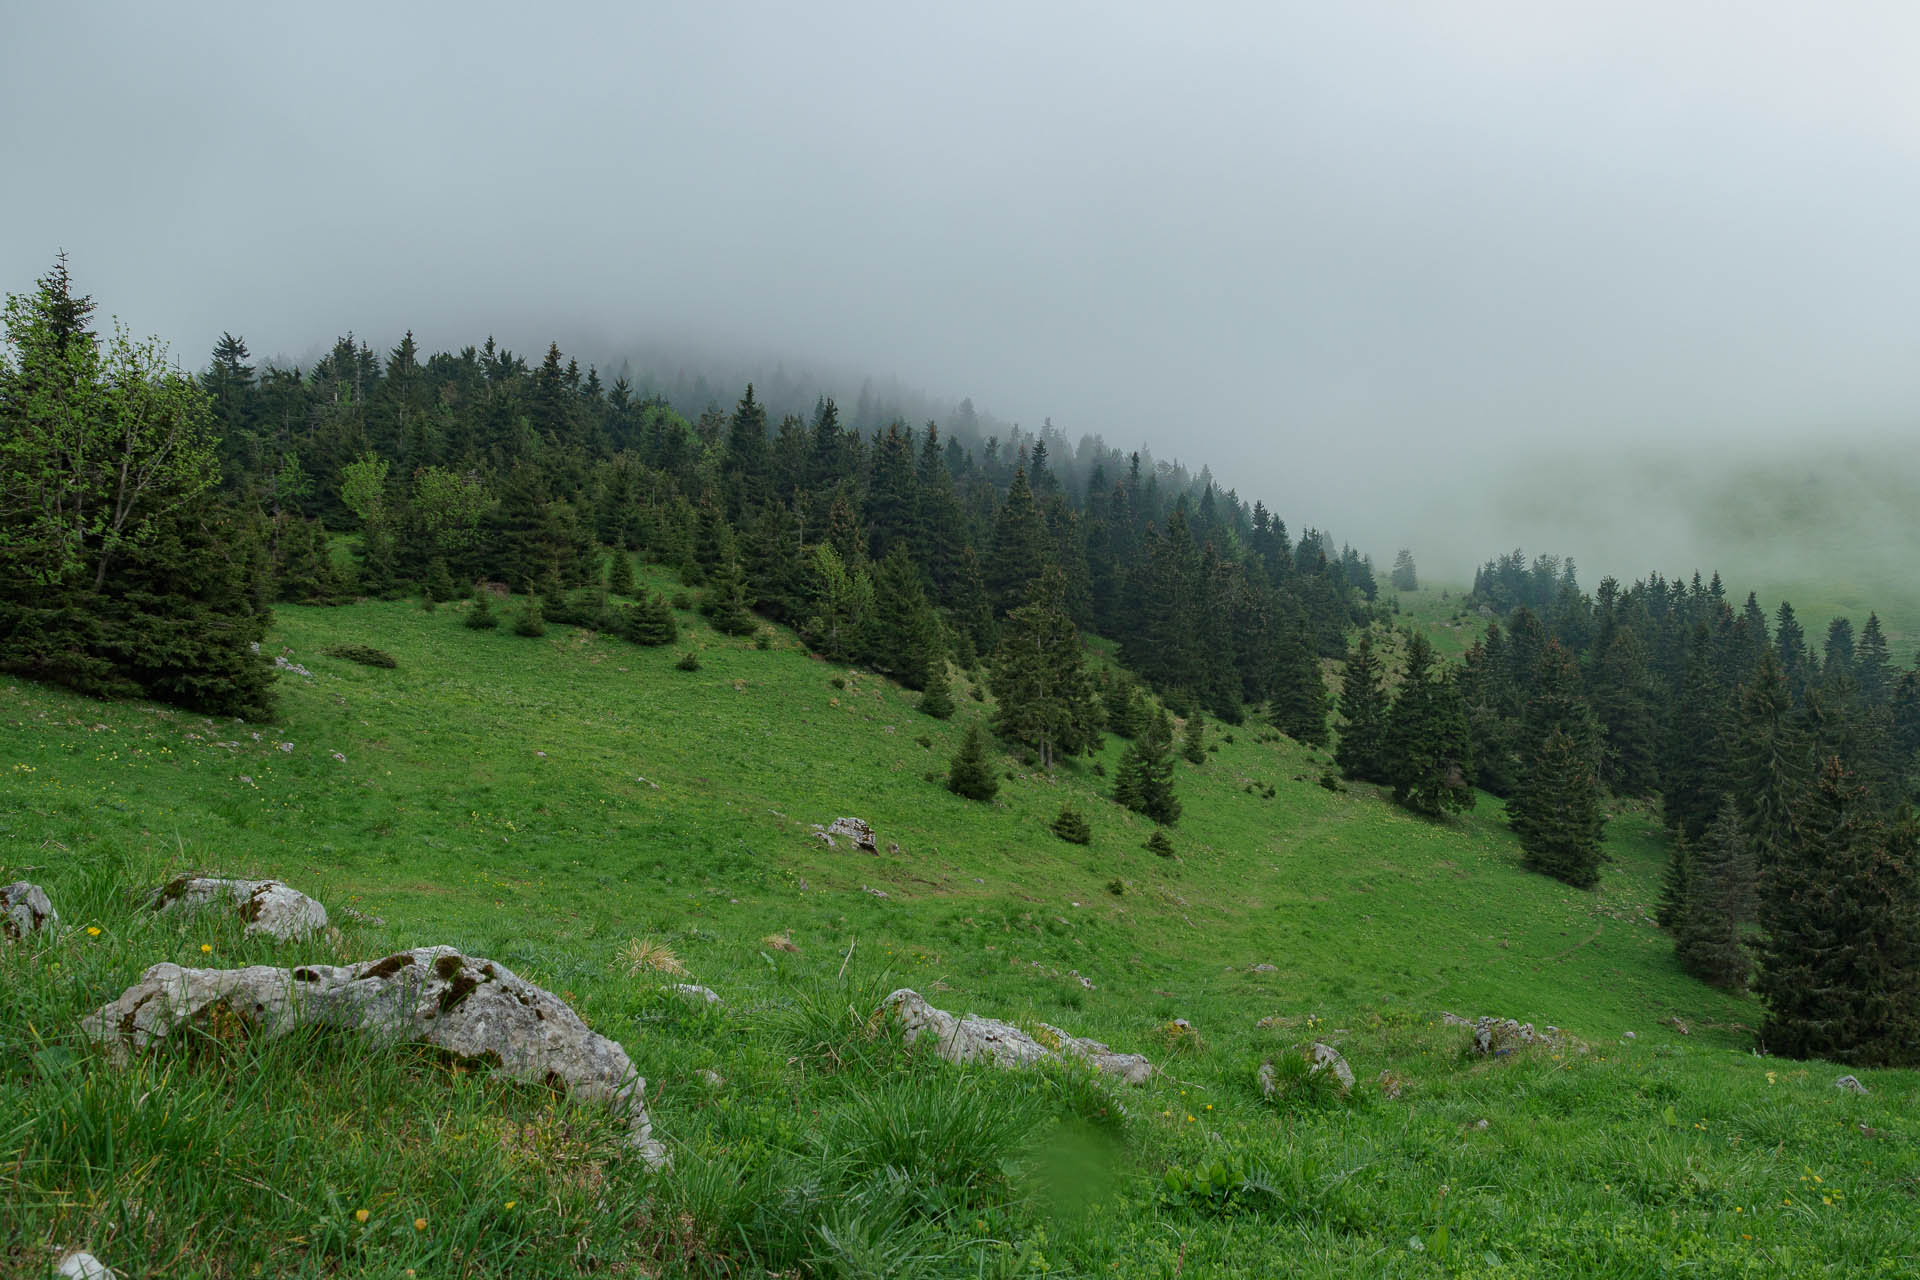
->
(1113, 707), (1180, 824)
(1334, 632), (1390, 782)
(1102, 676), (1144, 739)
(986, 468), (1050, 615)
(1657, 834), (1690, 929)
(1268, 623), (1329, 745)
(1381, 633), (1475, 817)
(1181, 713), (1206, 764)
(466, 586), (500, 630)
(1389, 548), (1418, 591)
(1590, 628), (1661, 796)
(621, 590), (678, 646)
(1675, 798), (1750, 988)
(701, 555), (758, 636)
(1510, 726), (1606, 887)
(513, 596), (546, 637)
(989, 570), (1101, 768)
(919, 658), (955, 719)
(861, 545), (939, 687)
(1754, 757), (1920, 1065)
(423, 556), (457, 603)
(607, 546), (635, 597)
(947, 719), (999, 802)
(1051, 805), (1092, 844)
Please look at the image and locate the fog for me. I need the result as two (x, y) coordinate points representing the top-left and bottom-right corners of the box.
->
(7, 2), (1920, 586)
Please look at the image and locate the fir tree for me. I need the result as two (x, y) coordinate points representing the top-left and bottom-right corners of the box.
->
(1051, 805), (1092, 844)
(1389, 548), (1418, 591)
(1754, 758), (1920, 1065)
(1181, 714), (1206, 764)
(1269, 623), (1329, 744)
(1657, 834), (1691, 930)
(1102, 676), (1144, 739)
(1144, 829), (1175, 858)
(1113, 707), (1180, 824)
(989, 570), (1101, 768)
(985, 468), (1050, 615)
(701, 556), (758, 636)
(607, 547), (635, 597)
(513, 596), (547, 637)
(423, 556), (457, 603)
(1510, 726), (1606, 887)
(1333, 632), (1390, 782)
(919, 659), (955, 719)
(1675, 798), (1751, 989)
(622, 591), (678, 646)
(947, 719), (999, 802)
(1381, 633), (1475, 817)
(466, 586), (500, 630)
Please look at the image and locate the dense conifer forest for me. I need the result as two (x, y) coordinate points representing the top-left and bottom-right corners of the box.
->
(4, 259), (1917, 1064)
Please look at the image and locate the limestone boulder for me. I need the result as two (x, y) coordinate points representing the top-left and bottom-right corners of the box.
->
(147, 877), (328, 943)
(882, 988), (1153, 1085)
(80, 947), (666, 1168)
(1, 881), (56, 940)
(826, 817), (879, 852)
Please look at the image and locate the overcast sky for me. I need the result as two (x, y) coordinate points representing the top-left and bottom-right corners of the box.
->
(6, 2), (1918, 579)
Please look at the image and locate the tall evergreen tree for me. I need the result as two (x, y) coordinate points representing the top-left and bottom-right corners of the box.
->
(1113, 706), (1180, 825)
(1268, 622), (1329, 745)
(1334, 631), (1390, 782)
(1675, 797), (1751, 988)
(1754, 758), (1920, 1065)
(1510, 726), (1606, 887)
(947, 719), (999, 802)
(1382, 633), (1475, 817)
(989, 570), (1101, 768)
(985, 468), (1050, 615)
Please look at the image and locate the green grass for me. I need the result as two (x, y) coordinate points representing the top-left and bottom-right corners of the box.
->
(3, 575), (1915, 1276)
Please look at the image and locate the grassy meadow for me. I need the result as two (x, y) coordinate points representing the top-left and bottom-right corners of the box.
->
(2, 571), (1915, 1277)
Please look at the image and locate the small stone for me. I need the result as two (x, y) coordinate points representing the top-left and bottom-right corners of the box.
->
(57, 1252), (116, 1279)
(1622, 1031), (1636, 1040)
(665, 983), (723, 1007)
(146, 877), (327, 943)
(698, 1068), (725, 1089)
(1248, 963), (1278, 973)
(0, 881), (57, 940)
(1834, 1075), (1868, 1095)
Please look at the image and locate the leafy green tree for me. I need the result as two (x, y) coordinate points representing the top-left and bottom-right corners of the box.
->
(1382, 633), (1475, 817)
(0, 258), (271, 715)
(947, 719), (999, 802)
(1754, 758), (1920, 1065)
(1675, 798), (1751, 989)
(989, 570), (1101, 769)
(1114, 707), (1180, 825)
(1333, 632), (1389, 782)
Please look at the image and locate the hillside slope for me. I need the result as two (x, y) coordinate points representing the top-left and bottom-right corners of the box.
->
(3, 586), (1915, 1277)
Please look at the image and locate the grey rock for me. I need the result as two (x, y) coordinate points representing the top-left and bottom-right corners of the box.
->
(1247, 963), (1278, 973)
(146, 877), (328, 943)
(697, 1068), (725, 1089)
(1470, 1016), (1553, 1055)
(1834, 1075), (1868, 1095)
(80, 947), (667, 1168)
(1, 881), (56, 940)
(666, 983), (723, 1007)
(1440, 1011), (1473, 1028)
(826, 816), (878, 852)
(882, 988), (1153, 1085)
(1306, 1040), (1355, 1092)
(56, 1252), (116, 1279)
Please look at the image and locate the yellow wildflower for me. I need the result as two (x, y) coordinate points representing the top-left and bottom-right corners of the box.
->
(354, 1209), (369, 1223)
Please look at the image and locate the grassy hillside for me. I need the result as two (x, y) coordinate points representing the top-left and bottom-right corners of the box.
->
(4, 580), (1914, 1277)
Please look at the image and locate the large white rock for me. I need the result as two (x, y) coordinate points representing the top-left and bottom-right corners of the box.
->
(147, 877), (328, 942)
(81, 947), (667, 1168)
(1, 881), (56, 940)
(881, 988), (1153, 1085)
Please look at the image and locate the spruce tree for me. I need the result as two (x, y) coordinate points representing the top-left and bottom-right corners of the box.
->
(1333, 632), (1390, 782)
(513, 596), (547, 637)
(947, 719), (999, 802)
(423, 556), (458, 603)
(919, 659), (955, 719)
(1675, 798), (1750, 989)
(1510, 726), (1606, 887)
(989, 570), (1101, 768)
(1181, 714), (1206, 765)
(1389, 548), (1418, 591)
(1381, 633), (1475, 817)
(701, 556), (758, 636)
(1657, 834), (1690, 929)
(607, 547), (635, 597)
(1269, 623), (1329, 745)
(1754, 757), (1920, 1065)
(466, 586), (500, 630)
(622, 591), (678, 646)
(1103, 676), (1144, 739)
(1051, 805), (1092, 844)
(1113, 707), (1180, 825)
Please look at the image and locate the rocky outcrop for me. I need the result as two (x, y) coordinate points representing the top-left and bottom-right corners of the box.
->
(882, 989), (1153, 1085)
(1469, 1016), (1555, 1056)
(1834, 1075), (1868, 1095)
(1, 881), (56, 940)
(814, 816), (879, 852)
(80, 947), (666, 1168)
(1257, 1040), (1354, 1099)
(147, 877), (328, 943)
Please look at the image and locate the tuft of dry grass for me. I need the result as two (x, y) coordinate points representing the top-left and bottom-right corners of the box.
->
(761, 932), (800, 954)
(619, 937), (686, 976)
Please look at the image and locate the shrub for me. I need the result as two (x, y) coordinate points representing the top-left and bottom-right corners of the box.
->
(670, 591), (693, 612)
(676, 650), (701, 672)
(322, 644), (396, 669)
(465, 589), (499, 630)
(513, 598), (547, 637)
(1051, 806), (1091, 845)
(1145, 829), (1175, 858)
(621, 592), (678, 646)
(754, 630), (772, 650)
